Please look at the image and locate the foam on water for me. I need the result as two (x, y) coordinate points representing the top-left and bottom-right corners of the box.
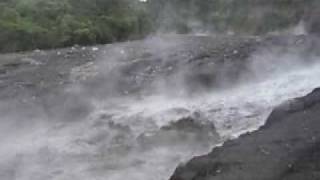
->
(1, 55), (320, 180)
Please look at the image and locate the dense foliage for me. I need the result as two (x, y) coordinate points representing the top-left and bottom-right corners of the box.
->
(0, 0), (318, 52)
(0, 0), (151, 52)
(147, 0), (317, 34)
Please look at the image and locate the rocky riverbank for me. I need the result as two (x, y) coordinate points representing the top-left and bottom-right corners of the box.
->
(170, 88), (320, 180)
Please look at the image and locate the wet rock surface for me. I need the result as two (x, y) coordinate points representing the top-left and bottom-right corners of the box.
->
(137, 116), (221, 149)
(169, 88), (320, 180)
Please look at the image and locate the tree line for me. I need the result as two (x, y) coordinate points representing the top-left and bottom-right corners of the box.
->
(0, 0), (317, 52)
(0, 0), (151, 52)
(148, 0), (316, 34)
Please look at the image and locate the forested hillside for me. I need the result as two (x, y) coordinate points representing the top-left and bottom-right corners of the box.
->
(0, 0), (318, 52)
(148, 0), (317, 34)
(0, 0), (151, 52)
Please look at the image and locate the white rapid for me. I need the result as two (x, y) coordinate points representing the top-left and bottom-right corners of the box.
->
(1, 42), (320, 180)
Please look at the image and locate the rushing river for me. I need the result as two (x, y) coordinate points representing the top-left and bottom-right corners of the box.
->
(1, 36), (320, 180)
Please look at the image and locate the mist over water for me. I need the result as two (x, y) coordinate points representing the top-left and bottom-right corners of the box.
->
(1, 36), (320, 180)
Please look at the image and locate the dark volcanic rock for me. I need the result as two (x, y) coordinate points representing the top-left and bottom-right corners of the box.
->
(169, 88), (320, 180)
(161, 116), (216, 133)
(137, 116), (220, 149)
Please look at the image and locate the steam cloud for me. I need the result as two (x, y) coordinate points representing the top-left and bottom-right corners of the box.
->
(1, 35), (320, 180)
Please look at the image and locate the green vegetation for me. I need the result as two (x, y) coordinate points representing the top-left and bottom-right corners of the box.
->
(0, 0), (317, 52)
(147, 0), (316, 34)
(0, 0), (151, 52)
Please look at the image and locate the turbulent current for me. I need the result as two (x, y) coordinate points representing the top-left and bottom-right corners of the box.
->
(1, 36), (320, 180)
